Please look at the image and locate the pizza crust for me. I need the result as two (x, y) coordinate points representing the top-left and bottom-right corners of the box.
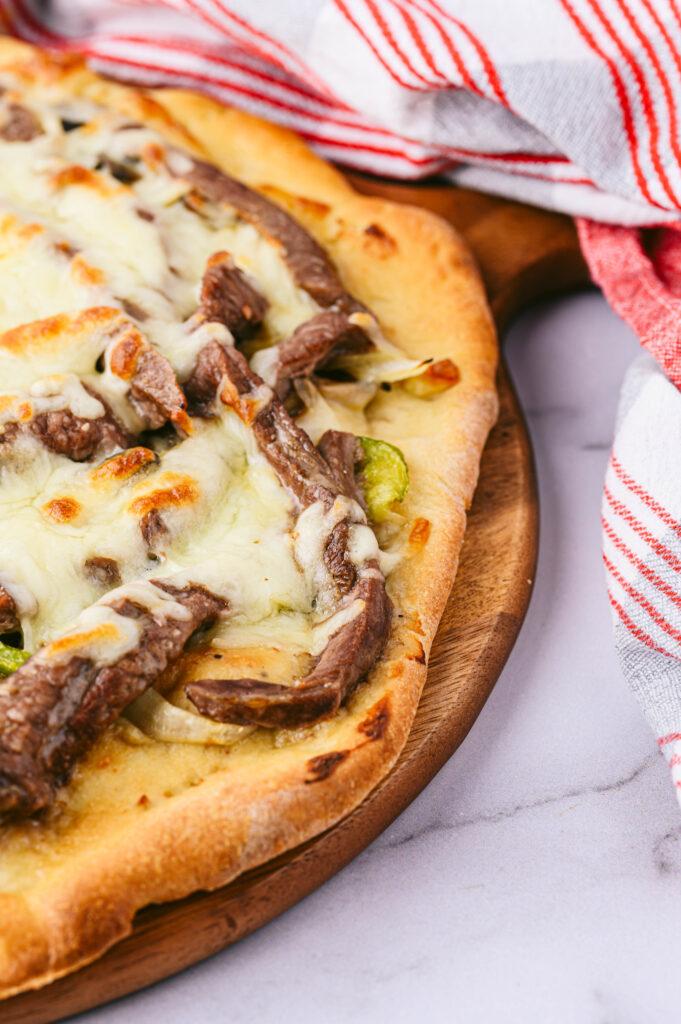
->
(0, 43), (497, 997)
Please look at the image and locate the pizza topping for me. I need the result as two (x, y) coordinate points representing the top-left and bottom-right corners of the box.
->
(357, 437), (410, 522)
(105, 318), (191, 434)
(174, 156), (365, 313)
(29, 396), (133, 462)
(123, 687), (252, 746)
(0, 641), (29, 677)
(317, 429), (366, 511)
(0, 375), (134, 462)
(0, 102), (42, 141)
(182, 338), (392, 727)
(401, 358), (460, 397)
(251, 310), (371, 400)
(0, 587), (19, 636)
(197, 250), (268, 339)
(0, 579), (227, 820)
(83, 556), (121, 588)
(186, 571), (390, 728)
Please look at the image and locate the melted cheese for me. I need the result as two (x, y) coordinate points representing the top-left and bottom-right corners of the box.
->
(0, 77), (387, 697)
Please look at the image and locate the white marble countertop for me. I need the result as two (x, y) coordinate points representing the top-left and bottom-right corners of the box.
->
(78, 291), (681, 1024)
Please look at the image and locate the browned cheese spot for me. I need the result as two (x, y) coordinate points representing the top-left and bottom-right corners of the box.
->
(128, 480), (199, 519)
(357, 696), (391, 741)
(141, 142), (165, 172)
(304, 750), (350, 784)
(49, 164), (116, 196)
(70, 255), (105, 287)
(43, 496), (82, 524)
(409, 517), (431, 548)
(107, 323), (145, 380)
(89, 447), (158, 485)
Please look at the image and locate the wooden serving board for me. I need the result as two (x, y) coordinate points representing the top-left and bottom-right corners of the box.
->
(4, 181), (589, 1024)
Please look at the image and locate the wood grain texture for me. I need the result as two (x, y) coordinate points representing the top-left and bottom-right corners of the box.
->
(3, 182), (589, 1024)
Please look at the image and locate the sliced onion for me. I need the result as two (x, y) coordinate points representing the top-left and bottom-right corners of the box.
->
(124, 687), (253, 746)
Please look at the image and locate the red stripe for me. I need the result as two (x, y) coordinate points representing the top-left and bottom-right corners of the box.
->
(635, 0), (681, 179)
(586, 0), (680, 207)
(191, 0), (328, 94)
(404, 0), (483, 96)
(607, 587), (676, 657)
(101, 32), (343, 108)
(602, 515), (681, 611)
(389, 1), (447, 85)
(364, 0), (441, 87)
(557, 0), (661, 208)
(604, 484), (681, 574)
(611, 455), (681, 539)
(604, 552), (681, 647)
(333, 0), (419, 89)
(419, 0), (508, 104)
(659, 731), (681, 746)
(669, 752), (681, 767)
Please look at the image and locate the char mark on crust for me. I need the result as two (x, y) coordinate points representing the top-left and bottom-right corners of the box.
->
(183, 339), (392, 728)
(0, 581), (227, 821)
(178, 158), (365, 314)
(187, 572), (391, 728)
(0, 587), (19, 635)
(270, 311), (371, 400)
(317, 430), (366, 511)
(30, 391), (135, 462)
(0, 103), (43, 142)
(198, 251), (268, 340)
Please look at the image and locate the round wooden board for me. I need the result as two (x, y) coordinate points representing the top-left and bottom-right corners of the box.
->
(4, 179), (589, 1023)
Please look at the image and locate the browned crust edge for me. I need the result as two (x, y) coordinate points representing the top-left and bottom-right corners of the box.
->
(0, 40), (498, 998)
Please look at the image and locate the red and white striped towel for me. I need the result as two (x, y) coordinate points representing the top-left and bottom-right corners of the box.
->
(3, 0), (681, 804)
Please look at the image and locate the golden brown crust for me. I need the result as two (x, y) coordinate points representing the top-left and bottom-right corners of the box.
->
(0, 42), (497, 997)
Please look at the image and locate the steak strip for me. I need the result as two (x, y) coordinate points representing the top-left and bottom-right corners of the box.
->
(197, 251), (268, 340)
(0, 382), (134, 463)
(183, 339), (392, 728)
(178, 157), (364, 314)
(0, 586), (19, 635)
(0, 580), (226, 820)
(106, 319), (191, 435)
(317, 429), (366, 511)
(0, 102), (43, 142)
(263, 311), (371, 400)
(29, 393), (135, 462)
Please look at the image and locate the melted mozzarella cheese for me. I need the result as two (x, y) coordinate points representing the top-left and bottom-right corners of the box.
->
(0, 78), (374, 675)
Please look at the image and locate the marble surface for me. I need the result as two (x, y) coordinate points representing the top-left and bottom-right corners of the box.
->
(78, 292), (681, 1024)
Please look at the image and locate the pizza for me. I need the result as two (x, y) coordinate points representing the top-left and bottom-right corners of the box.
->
(0, 38), (497, 998)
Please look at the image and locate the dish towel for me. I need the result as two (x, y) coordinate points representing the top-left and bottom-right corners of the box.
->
(3, 0), (681, 802)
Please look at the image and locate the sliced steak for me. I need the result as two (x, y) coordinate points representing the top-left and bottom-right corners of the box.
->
(175, 156), (365, 314)
(266, 311), (370, 399)
(0, 580), (227, 820)
(30, 399), (134, 462)
(317, 430), (366, 511)
(198, 251), (268, 339)
(0, 587), (19, 635)
(0, 103), (43, 142)
(187, 572), (390, 728)
(106, 322), (191, 435)
(184, 338), (392, 728)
